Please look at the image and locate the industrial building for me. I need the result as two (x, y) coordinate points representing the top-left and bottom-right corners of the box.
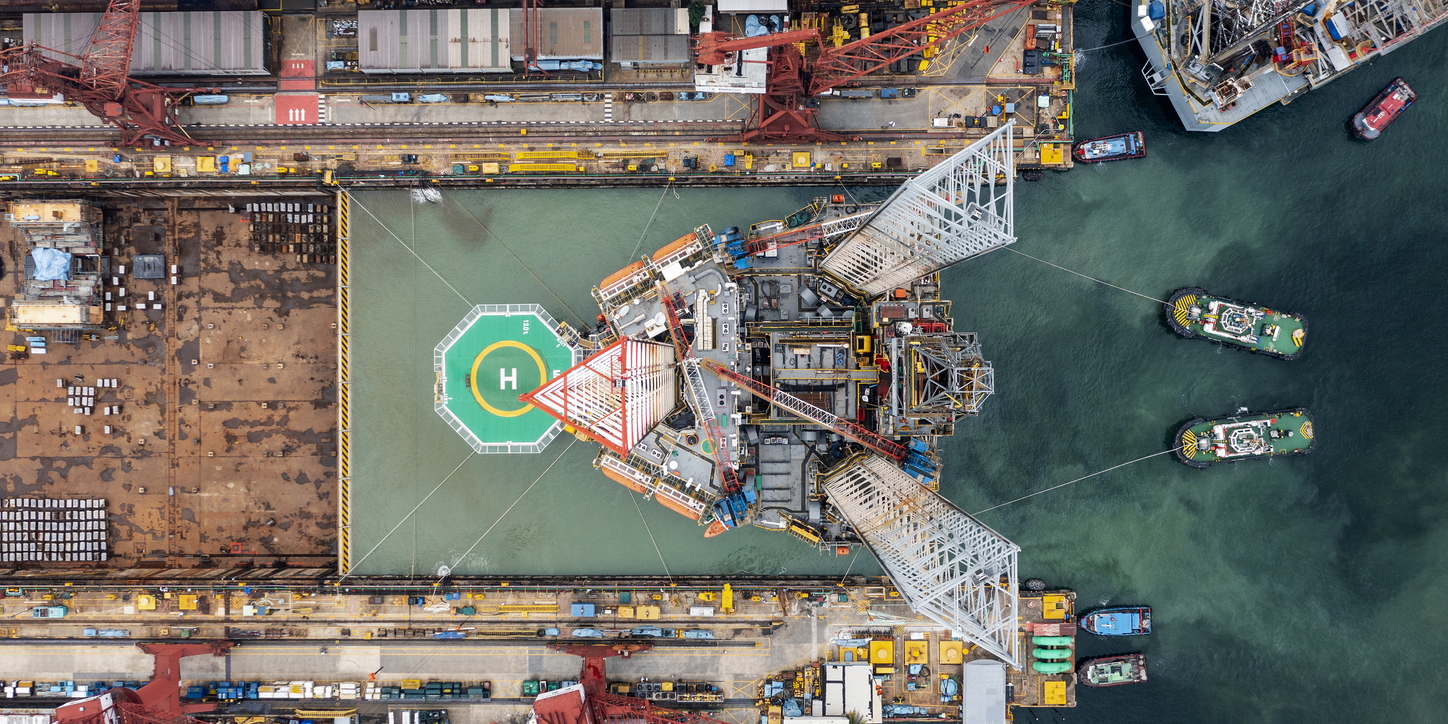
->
(358, 8), (512, 74)
(509, 7), (604, 61)
(610, 8), (691, 68)
(23, 11), (268, 76)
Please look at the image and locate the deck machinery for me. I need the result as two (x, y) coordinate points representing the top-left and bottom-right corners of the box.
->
(522, 124), (1023, 667)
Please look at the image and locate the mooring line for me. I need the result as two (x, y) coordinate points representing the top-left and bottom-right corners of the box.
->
(340, 451), (476, 581)
(973, 446), (1182, 515)
(631, 492), (673, 581)
(435, 188), (588, 326)
(628, 179), (674, 262)
(444, 438), (577, 574)
(1005, 247), (1168, 304)
(350, 195), (473, 307)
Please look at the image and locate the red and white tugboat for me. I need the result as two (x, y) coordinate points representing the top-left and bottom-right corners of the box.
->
(1352, 78), (1416, 140)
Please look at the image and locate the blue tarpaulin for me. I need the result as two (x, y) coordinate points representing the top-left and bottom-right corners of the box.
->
(31, 248), (71, 280)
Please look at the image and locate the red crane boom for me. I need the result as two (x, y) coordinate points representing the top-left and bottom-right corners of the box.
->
(699, 358), (909, 461)
(80, 0), (141, 100)
(707, 0), (1034, 142)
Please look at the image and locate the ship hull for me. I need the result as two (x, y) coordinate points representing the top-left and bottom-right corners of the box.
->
(1165, 287), (1307, 360)
(1174, 408), (1316, 468)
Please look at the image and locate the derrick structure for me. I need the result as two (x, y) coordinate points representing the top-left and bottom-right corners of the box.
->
(822, 455), (1020, 667)
(821, 123), (1016, 297)
(894, 331), (994, 428)
(520, 338), (677, 456)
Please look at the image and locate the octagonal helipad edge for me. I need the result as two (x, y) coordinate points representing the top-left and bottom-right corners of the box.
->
(433, 303), (582, 454)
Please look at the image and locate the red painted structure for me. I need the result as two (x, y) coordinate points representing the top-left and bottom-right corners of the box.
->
(547, 644), (732, 724)
(54, 642), (234, 724)
(0, 0), (192, 145)
(695, 0), (1033, 142)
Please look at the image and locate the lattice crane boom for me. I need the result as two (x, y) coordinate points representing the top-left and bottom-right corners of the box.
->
(81, 0), (142, 100)
(0, 0), (191, 145)
(721, 0), (1033, 142)
(694, 28), (823, 65)
(699, 358), (908, 461)
(807, 0), (1035, 95)
(658, 287), (743, 494)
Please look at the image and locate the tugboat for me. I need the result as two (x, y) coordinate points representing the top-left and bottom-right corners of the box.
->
(1165, 288), (1306, 359)
(1352, 77), (1416, 140)
(1080, 606), (1152, 636)
(1175, 408), (1315, 468)
(1072, 131), (1146, 163)
(1079, 653), (1148, 687)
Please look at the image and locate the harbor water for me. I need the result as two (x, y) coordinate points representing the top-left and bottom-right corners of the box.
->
(347, 3), (1448, 720)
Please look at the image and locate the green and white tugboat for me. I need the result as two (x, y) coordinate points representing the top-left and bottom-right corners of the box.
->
(1175, 408), (1315, 468)
(1166, 288), (1307, 359)
(1079, 653), (1148, 687)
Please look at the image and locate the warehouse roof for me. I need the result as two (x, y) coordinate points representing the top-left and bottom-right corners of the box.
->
(359, 8), (512, 74)
(509, 8), (603, 61)
(610, 8), (690, 64)
(23, 11), (267, 76)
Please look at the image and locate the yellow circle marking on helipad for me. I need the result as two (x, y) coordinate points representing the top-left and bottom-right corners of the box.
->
(470, 340), (547, 418)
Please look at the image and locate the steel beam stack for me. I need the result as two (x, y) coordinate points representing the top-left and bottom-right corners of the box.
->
(820, 123), (1015, 298)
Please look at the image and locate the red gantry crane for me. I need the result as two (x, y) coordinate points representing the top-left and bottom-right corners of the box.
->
(0, 0), (192, 145)
(694, 0), (1034, 142)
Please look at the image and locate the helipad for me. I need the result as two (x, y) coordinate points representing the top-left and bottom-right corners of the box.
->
(434, 304), (580, 453)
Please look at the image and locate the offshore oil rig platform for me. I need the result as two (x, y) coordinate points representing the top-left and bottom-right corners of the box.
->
(431, 124), (1025, 667)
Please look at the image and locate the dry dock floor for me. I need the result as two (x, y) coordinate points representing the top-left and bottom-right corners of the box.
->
(1, 202), (338, 566)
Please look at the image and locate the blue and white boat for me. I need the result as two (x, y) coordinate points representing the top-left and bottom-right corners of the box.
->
(1072, 131), (1146, 163)
(1080, 606), (1152, 636)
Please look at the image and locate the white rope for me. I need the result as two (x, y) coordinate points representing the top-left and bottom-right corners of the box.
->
(628, 180), (674, 261)
(444, 438), (576, 574)
(341, 451), (476, 580)
(631, 493), (672, 581)
(1077, 37), (1140, 53)
(973, 447), (1181, 515)
(1005, 247), (1168, 304)
(350, 195), (472, 307)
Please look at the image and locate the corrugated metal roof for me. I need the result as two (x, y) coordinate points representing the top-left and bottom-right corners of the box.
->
(509, 8), (603, 61)
(358, 9), (511, 74)
(610, 9), (690, 64)
(23, 11), (267, 76)
(612, 35), (691, 64)
(610, 8), (688, 37)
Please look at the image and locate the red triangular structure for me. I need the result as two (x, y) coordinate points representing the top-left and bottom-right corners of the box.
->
(520, 338), (676, 455)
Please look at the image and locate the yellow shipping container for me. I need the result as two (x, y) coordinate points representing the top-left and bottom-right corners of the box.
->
(197, 156), (216, 173)
(153, 156), (172, 173)
(792, 152), (812, 168)
(636, 605), (661, 620)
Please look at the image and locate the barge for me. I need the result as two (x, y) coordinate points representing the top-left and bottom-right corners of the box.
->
(1166, 288), (1306, 359)
(1175, 408), (1315, 468)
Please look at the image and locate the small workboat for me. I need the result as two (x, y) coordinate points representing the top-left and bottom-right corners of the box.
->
(1072, 131), (1146, 162)
(1352, 77), (1415, 140)
(1080, 606), (1152, 636)
(1079, 653), (1148, 687)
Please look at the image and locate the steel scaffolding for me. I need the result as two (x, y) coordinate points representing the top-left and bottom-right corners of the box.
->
(823, 454), (1020, 667)
(820, 122), (1015, 298)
